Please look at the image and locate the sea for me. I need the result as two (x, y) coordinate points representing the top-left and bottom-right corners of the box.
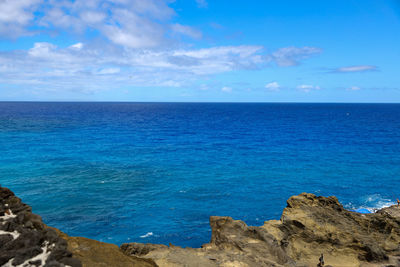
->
(0, 102), (399, 247)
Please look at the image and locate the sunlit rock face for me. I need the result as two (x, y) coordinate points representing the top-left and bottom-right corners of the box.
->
(122, 193), (400, 267)
(263, 193), (400, 266)
(51, 227), (158, 267)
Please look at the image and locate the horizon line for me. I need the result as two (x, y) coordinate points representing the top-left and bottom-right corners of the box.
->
(0, 101), (400, 104)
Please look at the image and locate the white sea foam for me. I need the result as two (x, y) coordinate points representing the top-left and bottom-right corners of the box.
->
(346, 194), (396, 213)
(140, 232), (153, 238)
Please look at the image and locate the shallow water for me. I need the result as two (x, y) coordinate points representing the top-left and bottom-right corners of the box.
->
(0, 102), (399, 247)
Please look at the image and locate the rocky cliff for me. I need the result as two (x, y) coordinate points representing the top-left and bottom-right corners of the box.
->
(121, 193), (400, 267)
(2, 186), (400, 267)
(0, 186), (81, 267)
(0, 186), (156, 267)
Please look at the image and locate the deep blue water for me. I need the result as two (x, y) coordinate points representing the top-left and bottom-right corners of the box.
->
(0, 102), (399, 247)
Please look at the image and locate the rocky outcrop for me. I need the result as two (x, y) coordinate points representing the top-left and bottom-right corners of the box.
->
(0, 186), (81, 267)
(3, 185), (400, 267)
(122, 193), (400, 267)
(0, 185), (157, 267)
(263, 193), (400, 266)
(121, 216), (296, 267)
(50, 227), (157, 267)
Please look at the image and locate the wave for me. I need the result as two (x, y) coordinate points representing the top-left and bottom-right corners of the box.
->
(140, 232), (154, 238)
(345, 194), (396, 213)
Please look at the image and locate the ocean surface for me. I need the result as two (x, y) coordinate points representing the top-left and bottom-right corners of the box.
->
(0, 102), (399, 247)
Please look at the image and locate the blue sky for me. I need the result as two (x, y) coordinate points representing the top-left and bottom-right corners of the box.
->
(0, 0), (399, 102)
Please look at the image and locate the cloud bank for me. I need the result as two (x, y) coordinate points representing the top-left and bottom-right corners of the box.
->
(0, 0), (323, 95)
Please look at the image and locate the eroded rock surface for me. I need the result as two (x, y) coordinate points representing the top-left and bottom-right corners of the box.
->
(51, 227), (157, 267)
(122, 193), (400, 267)
(0, 186), (81, 267)
(263, 193), (400, 267)
(3, 185), (400, 267)
(121, 215), (295, 267)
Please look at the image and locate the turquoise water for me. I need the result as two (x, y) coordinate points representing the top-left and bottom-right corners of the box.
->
(0, 102), (399, 247)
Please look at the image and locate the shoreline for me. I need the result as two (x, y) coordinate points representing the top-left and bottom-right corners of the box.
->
(2, 186), (400, 266)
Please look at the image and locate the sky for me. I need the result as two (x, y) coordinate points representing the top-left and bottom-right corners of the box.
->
(0, 0), (399, 102)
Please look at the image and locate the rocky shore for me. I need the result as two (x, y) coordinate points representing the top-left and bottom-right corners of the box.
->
(1, 186), (400, 267)
(0, 186), (81, 267)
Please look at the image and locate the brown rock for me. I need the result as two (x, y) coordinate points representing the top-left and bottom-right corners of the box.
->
(5, 185), (400, 267)
(50, 227), (157, 267)
(262, 193), (400, 266)
(121, 216), (295, 267)
(122, 193), (400, 267)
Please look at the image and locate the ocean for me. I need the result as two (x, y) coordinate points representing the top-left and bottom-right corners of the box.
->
(0, 102), (399, 247)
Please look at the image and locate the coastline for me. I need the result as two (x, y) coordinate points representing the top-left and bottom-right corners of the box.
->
(2, 102), (399, 248)
(2, 186), (400, 267)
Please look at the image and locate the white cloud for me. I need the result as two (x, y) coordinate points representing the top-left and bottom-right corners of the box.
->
(79, 11), (106, 24)
(0, 0), (40, 24)
(0, 41), (324, 95)
(265, 81), (280, 91)
(0, 0), (324, 96)
(171, 23), (202, 39)
(221, 86), (232, 93)
(69, 43), (84, 50)
(334, 65), (377, 73)
(159, 80), (182, 87)
(28, 42), (57, 57)
(2, 0), (178, 48)
(174, 45), (263, 59)
(348, 86), (361, 91)
(103, 25), (162, 49)
(297, 84), (320, 93)
(96, 68), (120, 75)
(0, 0), (42, 37)
(98, 5), (167, 49)
(0, 42), (264, 93)
(267, 46), (322, 66)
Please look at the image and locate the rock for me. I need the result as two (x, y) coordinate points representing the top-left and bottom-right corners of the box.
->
(377, 205), (400, 218)
(0, 186), (82, 267)
(120, 242), (168, 256)
(0, 234), (13, 247)
(262, 193), (400, 266)
(49, 226), (157, 267)
(0, 185), (157, 267)
(122, 193), (400, 267)
(121, 216), (296, 267)
(4, 185), (400, 267)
